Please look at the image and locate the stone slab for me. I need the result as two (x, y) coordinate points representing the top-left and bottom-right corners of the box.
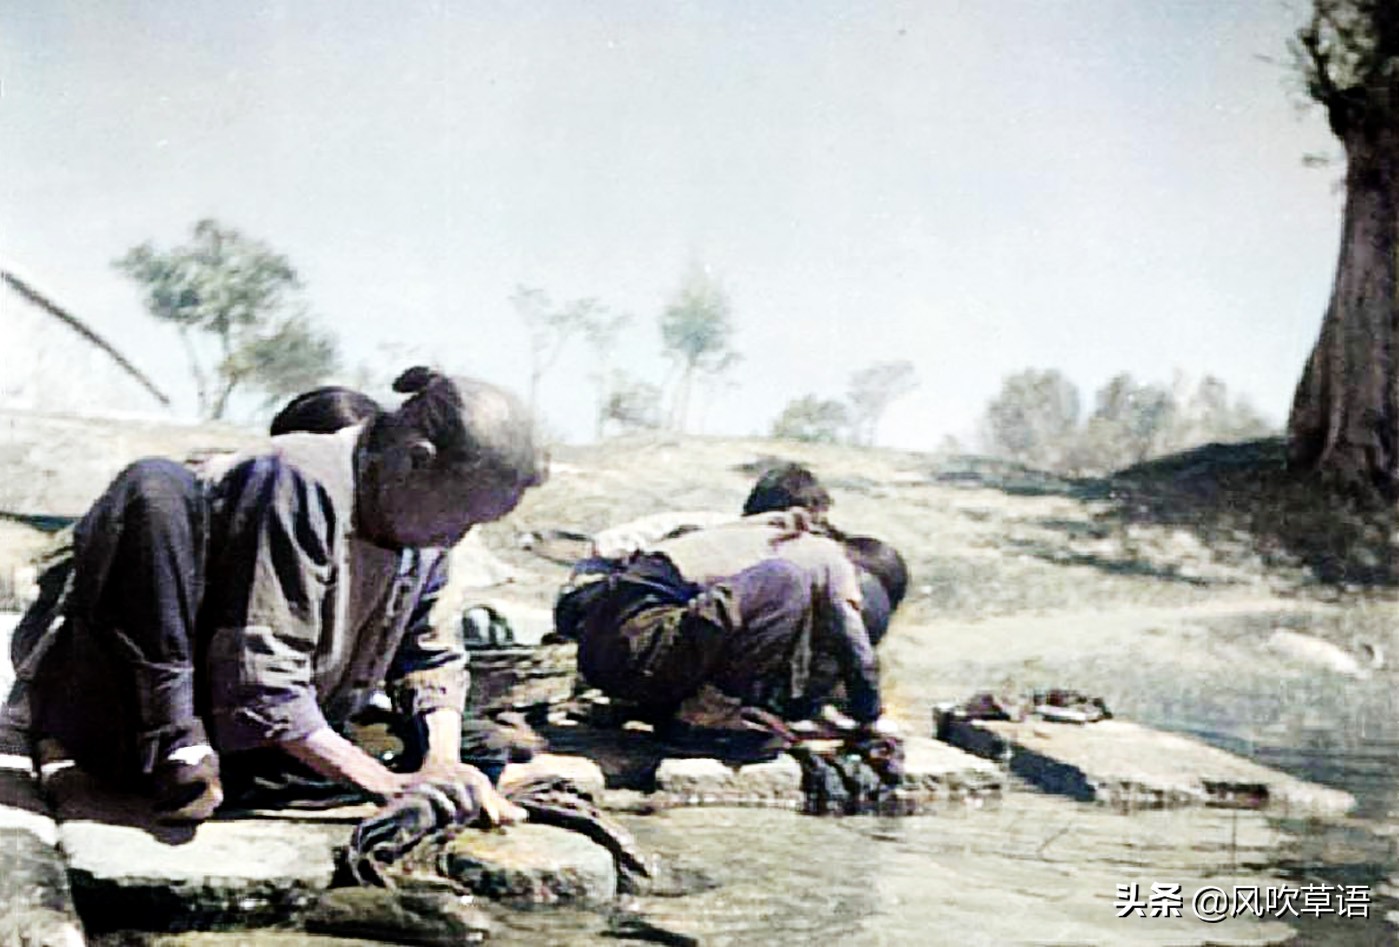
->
(47, 764), (620, 931)
(900, 735), (1003, 802)
(304, 888), (491, 945)
(654, 754), (803, 808)
(47, 767), (345, 933)
(534, 721), (663, 791)
(498, 753), (607, 799)
(936, 709), (1356, 816)
(650, 737), (1001, 810)
(0, 749), (86, 947)
(439, 822), (616, 905)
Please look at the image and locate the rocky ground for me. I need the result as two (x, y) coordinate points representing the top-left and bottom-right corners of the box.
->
(3, 415), (1398, 944)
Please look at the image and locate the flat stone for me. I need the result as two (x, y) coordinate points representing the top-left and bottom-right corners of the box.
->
(654, 757), (733, 797)
(534, 721), (662, 791)
(499, 753), (606, 799)
(733, 754), (803, 800)
(900, 735), (1003, 801)
(304, 888), (490, 946)
(47, 767), (345, 933)
(651, 738), (1000, 811)
(936, 710), (1355, 816)
(653, 754), (805, 808)
(0, 750), (86, 947)
(438, 823), (616, 905)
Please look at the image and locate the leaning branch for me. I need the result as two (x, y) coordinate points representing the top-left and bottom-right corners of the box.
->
(2, 270), (171, 407)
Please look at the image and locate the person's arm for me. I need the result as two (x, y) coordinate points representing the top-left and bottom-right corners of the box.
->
(204, 456), (339, 755)
(284, 724), (523, 824)
(822, 568), (883, 725)
(283, 727), (406, 800)
(384, 550), (524, 824)
(385, 550), (470, 726)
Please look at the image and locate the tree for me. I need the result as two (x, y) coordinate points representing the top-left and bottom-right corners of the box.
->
(771, 394), (850, 443)
(1177, 374), (1275, 446)
(1287, 2), (1399, 497)
(510, 286), (605, 430)
(114, 219), (337, 419)
(600, 372), (663, 433)
(847, 360), (918, 446)
(1074, 373), (1175, 472)
(981, 369), (1080, 469)
(230, 313), (341, 409)
(582, 309), (634, 441)
(658, 267), (740, 432)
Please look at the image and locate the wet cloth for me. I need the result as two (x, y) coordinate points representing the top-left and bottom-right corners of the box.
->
(790, 733), (906, 816)
(14, 425), (463, 783)
(346, 774), (654, 892)
(556, 518), (881, 723)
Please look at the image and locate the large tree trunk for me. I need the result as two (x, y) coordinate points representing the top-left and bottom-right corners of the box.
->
(1287, 123), (1399, 499)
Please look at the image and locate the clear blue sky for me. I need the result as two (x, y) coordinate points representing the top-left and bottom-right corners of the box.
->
(0, 1), (1341, 447)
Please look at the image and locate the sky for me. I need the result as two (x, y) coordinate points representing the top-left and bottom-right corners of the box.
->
(0, 1), (1343, 449)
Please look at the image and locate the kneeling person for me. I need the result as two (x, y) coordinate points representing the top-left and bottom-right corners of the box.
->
(556, 515), (904, 732)
(17, 369), (541, 824)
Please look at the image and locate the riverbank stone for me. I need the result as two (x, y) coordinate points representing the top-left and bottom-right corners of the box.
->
(936, 707), (1356, 816)
(499, 753), (606, 798)
(439, 823), (617, 905)
(304, 888), (491, 946)
(45, 766), (344, 933)
(649, 737), (1001, 810)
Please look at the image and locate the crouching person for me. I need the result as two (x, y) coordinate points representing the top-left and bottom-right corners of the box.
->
(17, 368), (541, 824)
(555, 515), (906, 738)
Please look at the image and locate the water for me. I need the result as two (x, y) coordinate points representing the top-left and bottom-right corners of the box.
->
(471, 604), (1399, 946)
(137, 603), (1399, 945)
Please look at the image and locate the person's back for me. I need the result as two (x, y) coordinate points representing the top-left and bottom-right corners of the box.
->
(652, 514), (858, 594)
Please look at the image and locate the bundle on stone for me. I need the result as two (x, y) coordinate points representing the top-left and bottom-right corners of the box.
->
(342, 775), (655, 894)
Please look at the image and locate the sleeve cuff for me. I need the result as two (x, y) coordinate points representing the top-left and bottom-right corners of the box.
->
(211, 695), (328, 753)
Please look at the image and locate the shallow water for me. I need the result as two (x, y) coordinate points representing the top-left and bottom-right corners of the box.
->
(134, 603), (1399, 946)
(472, 605), (1399, 946)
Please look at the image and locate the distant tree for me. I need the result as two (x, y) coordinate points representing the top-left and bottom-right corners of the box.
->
(601, 372), (663, 433)
(1286, 1), (1399, 497)
(658, 267), (741, 432)
(114, 219), (338, 419)
(1177, 374), (1275, 445)
(847, 360), (918, 446)
(771, 394), (850, 443)
(582, 309), (634, 441)
(981, 369), (1080, 468)
(511, 286), (608, 432)
(935, 433), (964, 456)
(1071, 373), (1176, 472)
(229, 313), (340, 411)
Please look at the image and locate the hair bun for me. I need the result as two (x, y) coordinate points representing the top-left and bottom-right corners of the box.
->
(392, 366), (443, 395)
